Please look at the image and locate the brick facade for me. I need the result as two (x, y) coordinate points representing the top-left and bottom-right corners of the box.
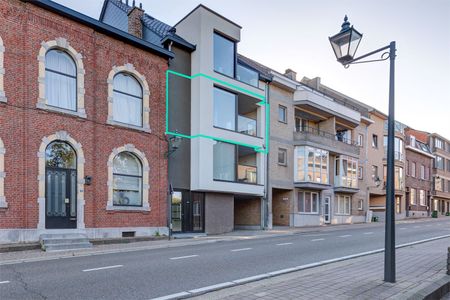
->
(0, 0), (169, 242)
(405, 128), (433, 217)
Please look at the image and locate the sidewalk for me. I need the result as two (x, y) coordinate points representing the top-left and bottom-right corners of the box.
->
(192, 237), (450, 300)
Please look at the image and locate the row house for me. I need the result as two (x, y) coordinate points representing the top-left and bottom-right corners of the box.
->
(102, 1), (269, 234)
(267, 71), (369, 227)
(404, 128), (434, 218)
(0, 0), (172, 243)
(428, 133), (450, 215)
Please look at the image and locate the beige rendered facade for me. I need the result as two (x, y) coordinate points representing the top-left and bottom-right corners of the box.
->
(268, 72), (370, 228)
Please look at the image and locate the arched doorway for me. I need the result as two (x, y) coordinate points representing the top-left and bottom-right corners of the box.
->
(45, 141), (77, 229)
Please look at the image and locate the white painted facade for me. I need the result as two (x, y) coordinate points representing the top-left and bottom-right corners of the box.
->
(175, 6), (266, 196)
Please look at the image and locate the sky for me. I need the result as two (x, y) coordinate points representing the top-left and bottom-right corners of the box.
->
(53, 0), (450, 138)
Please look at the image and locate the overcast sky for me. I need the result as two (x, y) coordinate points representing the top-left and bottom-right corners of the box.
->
(53, 0), (450, 138)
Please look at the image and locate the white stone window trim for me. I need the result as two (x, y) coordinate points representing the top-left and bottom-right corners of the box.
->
(107, 64), (151, 132)
(107, 144), (150, 212)
(37, 131), (86, 229)
(0, 36), (6, 103)
(0, 138), (7, 208)
(37, 38), (86, 118)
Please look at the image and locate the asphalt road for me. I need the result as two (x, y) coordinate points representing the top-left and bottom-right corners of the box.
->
(1, 219), (449, 300)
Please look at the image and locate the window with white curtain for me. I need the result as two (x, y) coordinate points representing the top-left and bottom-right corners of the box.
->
(113, 152), (143, 206)
(113, 73), (143, 127)
(336, 195), (351, 215)
(45, 49), (77, 111)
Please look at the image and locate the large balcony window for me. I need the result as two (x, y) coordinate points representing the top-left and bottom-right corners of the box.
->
(237, 64), (259, 87)
(214, 33), (235, 77)
(335, 156), (358, 188)
(213, 87), (258, 137)
(383, 166), (404, 190)
(213, 142), (258, 184)
(294, 146), (329, 184)
(384, 136), (404, 161)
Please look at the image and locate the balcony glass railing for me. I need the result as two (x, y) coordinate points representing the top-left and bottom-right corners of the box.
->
(383, 148), (404, 161)
(238, 115), (257, 136)
(238, 164), (257, 184)
(295, 126), (357, 146)
(236, 64), (259, 87)
(335, 176), (358, 188)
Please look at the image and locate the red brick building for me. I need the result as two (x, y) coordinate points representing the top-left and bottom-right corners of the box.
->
(404, 128), (434, 218)
(0, 0), (173, 243)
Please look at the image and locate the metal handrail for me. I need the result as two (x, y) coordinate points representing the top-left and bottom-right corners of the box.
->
(295, 126), (358, 146)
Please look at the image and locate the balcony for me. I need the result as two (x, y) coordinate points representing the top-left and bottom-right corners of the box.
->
(383, 148), (404, 161)
(293, 126), (359, 156)
(334, 176), (359, 193)
(238, 115), (257, 136)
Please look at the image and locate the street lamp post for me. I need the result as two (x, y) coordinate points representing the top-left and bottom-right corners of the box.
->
(329, 15), (397, 283)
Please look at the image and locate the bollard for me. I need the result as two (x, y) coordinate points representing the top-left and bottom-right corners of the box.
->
(448, 247), (450, 275)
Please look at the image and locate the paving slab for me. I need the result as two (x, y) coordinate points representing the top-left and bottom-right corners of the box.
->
(192, 237), (450, 300)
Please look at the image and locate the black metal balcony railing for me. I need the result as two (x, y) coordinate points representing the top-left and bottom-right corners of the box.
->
(295, 126), (358, 146)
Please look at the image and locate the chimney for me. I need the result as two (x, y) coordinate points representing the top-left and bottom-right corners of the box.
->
(128, 2), (144, 39)
(284, 69), (297, 81)
(310, 77), (321, 90)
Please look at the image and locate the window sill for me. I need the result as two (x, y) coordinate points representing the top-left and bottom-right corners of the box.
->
(107, 120), (151, 133)
(37, 102), (87, 118)
(297, 212), (319, 215)
(278, 163), (287, 167)
(106, 205), (150, 212)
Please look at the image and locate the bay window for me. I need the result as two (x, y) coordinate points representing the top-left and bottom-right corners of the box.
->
(294, 146), (329, 184)
(384, 136), (404, 161)
(335, 155), (358, 188)
(383, 166), (404, 190)
(298, 191), (319, 213)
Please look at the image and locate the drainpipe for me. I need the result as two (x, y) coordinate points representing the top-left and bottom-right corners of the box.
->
(264, 82), (271, 230)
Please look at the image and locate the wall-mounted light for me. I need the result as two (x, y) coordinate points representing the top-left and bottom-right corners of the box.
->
(84, 176), (92, 186)
(166, 135), (182, 157)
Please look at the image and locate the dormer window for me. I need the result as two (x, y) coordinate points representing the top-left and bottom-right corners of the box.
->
(214, 32), (235, 77)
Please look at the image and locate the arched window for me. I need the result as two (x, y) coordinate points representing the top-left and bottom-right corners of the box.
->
(113, 73), (143, 127)
(45, 49), (77, 111)
(45, 141), (76, 169)
(113, 152), (143, 207)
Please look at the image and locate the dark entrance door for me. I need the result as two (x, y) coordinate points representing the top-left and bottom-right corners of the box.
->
(45, 141), (77, 229)
(171, 191), (204, 233)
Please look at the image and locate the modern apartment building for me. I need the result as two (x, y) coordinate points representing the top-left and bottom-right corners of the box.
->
(0, 0), (172, 243)
(428, 133), (450, 215)
(404, 128), (434, 218)
(102, 1), (270, 235)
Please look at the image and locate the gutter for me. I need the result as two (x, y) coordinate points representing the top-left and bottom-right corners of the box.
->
(22, 0), (174, 59)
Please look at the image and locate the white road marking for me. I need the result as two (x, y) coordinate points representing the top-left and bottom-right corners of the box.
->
(169, 255), (199, 260)
(150, 292), (191, 300)
(339, 235), (352, 238)
(399, 227), (407, 230)
(231, 248), (252, 252)
(276, 242), (293, 246)
(0, 281), (10, 284)
(151, 235), (450, 300)
(82, 265), (123, 272)
(363, 232), (374, 235)
(311, 238), (324, 242)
